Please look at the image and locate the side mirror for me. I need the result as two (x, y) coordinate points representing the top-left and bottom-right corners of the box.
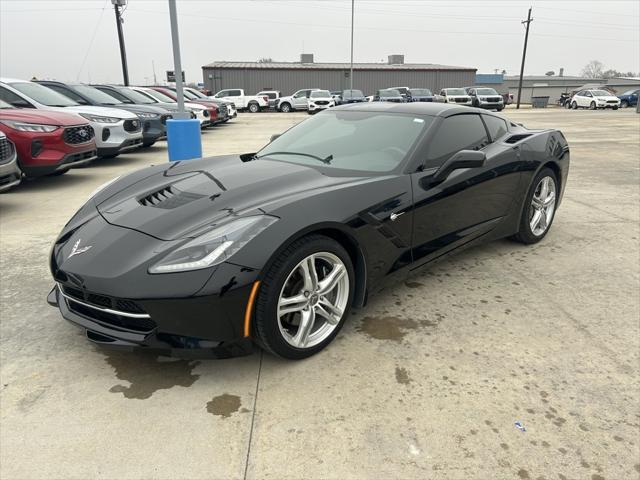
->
(425, 150), (486, 187)
(270, 133), (281, 142)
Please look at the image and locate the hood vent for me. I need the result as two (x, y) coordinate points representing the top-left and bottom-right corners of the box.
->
(139, 185), (205, 209)
(505, 133), (533, 144)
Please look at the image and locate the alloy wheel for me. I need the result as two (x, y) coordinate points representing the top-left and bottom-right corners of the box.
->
(529, 176), (557, 236)
(277, 252), (349, 349)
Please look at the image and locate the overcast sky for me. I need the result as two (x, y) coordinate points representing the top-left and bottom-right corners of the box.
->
(1, 0), (638, 86)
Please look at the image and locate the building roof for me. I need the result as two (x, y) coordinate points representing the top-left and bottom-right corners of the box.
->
(202, 61), (475, 72)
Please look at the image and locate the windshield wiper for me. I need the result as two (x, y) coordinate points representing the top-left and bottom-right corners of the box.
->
(256, 151), (333, 164)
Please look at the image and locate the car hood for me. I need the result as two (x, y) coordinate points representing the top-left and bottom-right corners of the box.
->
(0, 108), (90, 126)
(58, 105), (138, 119)
(107, 104), (170, 115)
(96, 155), (368, 241)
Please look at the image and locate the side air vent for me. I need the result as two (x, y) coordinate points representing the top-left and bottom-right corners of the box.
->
(505, 134), (533, 144)
(139, 185), (205, 209)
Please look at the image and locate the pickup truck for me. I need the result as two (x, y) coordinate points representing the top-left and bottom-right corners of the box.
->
(212, 89), (269, 112)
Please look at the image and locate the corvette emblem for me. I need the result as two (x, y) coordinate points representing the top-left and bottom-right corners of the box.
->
(68, 239), (92, 259)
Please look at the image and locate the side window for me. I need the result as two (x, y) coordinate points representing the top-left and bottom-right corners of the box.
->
(97, 87), (130, 103)
(216, 90), (229, 97)
(425, 114), (489, 168)
(585, 91), (592, 97)
(46, 85), (88, 104)
(0, 87), (35, 108)
(468, 89), (475, 95)
(293, 91), (305, 98)
(483, 115), (508, 142)
(229, 90), (242, 96)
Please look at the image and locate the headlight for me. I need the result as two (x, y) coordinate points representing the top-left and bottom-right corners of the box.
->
(0, 120), (58, 132)
(79, 113), (121, 124)
(136, 112), (160, 119)
(87, 175), (121, 201)
(149, 216), (278, 274)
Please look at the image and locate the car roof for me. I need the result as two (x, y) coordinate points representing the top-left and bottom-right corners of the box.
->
(333, 101), (493, 117)
(0, 77), (30, 84)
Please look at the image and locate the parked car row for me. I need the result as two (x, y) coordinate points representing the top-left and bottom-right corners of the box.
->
(0, 77), (238, 192)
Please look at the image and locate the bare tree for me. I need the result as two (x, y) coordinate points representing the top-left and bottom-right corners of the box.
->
(582, 60), (604, 78)
(258, 57), (273, 63)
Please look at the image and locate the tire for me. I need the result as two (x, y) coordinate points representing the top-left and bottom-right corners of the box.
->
(248, 102), (259, 113)
(142, 141), (156, 148)
(497, 106), (504, 112)
(613, 106), (619, 110)
(254, 235), (355, 359)
(279, 102), (292, 113)
(589, 101), (596, 110)
(571, 101), (578, 109)
(621, 100), (628, 108)
(512, 167), (559, 245)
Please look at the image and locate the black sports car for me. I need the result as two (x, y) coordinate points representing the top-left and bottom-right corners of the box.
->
(48, 103), (570, 359)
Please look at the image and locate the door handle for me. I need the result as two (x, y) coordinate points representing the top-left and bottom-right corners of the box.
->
(390, 211), (405, 221)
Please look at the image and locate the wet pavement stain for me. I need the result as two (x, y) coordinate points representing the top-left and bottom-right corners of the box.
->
(517, 468), (530, 479)
(105, 351), (200, 400)
(404, 281), (424, 288)
(206, 393), (241, 418)
(358, 316), (418, 342)
(395, 367), (412, 385)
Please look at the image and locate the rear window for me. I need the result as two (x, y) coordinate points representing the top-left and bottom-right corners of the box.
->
(483, 115), (508, 141)
(410, 89), (433, 96)
(476, 88), (499, 95)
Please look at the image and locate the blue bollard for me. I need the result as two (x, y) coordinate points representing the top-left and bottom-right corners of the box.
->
(166, 119), (202, 161)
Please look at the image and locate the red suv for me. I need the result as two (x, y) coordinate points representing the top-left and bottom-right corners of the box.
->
(147, 87), (218, 124)
(0, 100), (97, 177)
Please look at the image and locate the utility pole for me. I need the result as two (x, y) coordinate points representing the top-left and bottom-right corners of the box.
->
(350, 0), (354, 92)
(516, 7), (533, 109)
(112, 0), (129, 86)
(152, 60), (157, 85)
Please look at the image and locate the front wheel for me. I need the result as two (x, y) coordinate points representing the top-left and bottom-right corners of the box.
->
(512, 168), (558, 244)
(613, 106), (619, 110)
(279, 102), (292, 113)
(571, 101), (578, 109)
(248, 102), (259, 113)
(589, 101), (596, 110)
(621, 100), (629, 108)
(254, 235), (354, 359)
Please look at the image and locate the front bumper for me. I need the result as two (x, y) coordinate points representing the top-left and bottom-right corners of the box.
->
(93, 121), (143, 155)
(308, 103), (333, 112)
(22, 149), (97, 176)
(48, 278), (256, 358)
(476, 100), (504, 109)
(141, 117), (167, 145)
(0, 156), (21, 192)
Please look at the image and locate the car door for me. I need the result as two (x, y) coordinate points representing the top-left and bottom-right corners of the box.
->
(292, 90), (309, 109)
(409, 113), (522, 267)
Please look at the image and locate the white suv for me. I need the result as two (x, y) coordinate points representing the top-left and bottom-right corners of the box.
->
(276, 89), (320, 112)
(0, 78), (143, 157)
(439, 88), (472, 106)
(307, 90), (335, 114)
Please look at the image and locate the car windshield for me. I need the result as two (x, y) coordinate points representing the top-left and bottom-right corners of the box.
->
(476, 88), (498, 95)
(621, 89), (638, 96)
(380, 89), (401, 97)
(410, 89), (432, 96)
(186, 89), (207, 98)
(446, 88), (467, 95)
(10, 81), (78, 107)
(257, 111), (433, 173)
(592, 90), (611, 97)
(120, 87), (156, 104)
(74, 85), (123, 105)
(310, 90), (331, 98)
(144, 89), (176, 103)
(343, 90), (364, 98)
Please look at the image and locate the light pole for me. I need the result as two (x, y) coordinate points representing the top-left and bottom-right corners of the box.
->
(112, 0), (129, 86)
(350, 0), (354, 92)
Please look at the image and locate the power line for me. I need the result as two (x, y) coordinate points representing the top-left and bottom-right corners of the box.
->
(76, 0), (109, 81)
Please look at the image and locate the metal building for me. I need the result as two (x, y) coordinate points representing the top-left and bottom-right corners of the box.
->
(202, 55), (476, 96)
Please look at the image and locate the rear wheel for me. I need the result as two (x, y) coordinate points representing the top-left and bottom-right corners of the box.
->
(512, 168), (558, 244)
(613, 106), (619, 110)
(279, 102), (292, 113)
(254, 235), (354, 359)
(248, 102), (259, 113)
(621, 100), (629, 108)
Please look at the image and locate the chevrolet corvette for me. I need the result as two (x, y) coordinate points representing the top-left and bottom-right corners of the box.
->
(48, 102), (570, 359)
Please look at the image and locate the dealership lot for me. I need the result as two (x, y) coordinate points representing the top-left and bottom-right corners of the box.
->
(1, 108), (638, 479)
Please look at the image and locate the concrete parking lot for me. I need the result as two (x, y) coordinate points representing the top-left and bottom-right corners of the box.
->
(1, 108), (639, 480)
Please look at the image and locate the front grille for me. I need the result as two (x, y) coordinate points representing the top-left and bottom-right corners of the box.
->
(606, 100), (618, 104)
(0, 137), (15, 165)
(218, 105), (228, 117)
(314, 100), (329, 105)
(123, 119), (141, 132)
(160, 114), (170, 125)
(486, 98), (499, 103)
(63, 125), (95, 144)
(61, 284), (154, 332)
(454, 98), (468, 103)
(139, 185), (206, 209)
